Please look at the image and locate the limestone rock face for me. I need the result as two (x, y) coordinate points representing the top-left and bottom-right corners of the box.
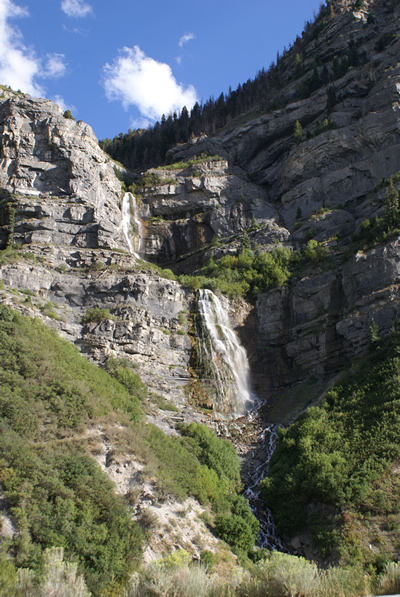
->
(0, 93), (127, 250)
(138, 160), (281, 268)
(0, 252), (194, 405)
(167, 1), (400, 234)
(252, 239), (400, 403)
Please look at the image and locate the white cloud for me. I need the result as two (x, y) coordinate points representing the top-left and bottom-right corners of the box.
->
(61, 0), (92, 18)
(130, 116), (153, 131)
(179, 32), (195, 48)
(0, 0), (43, 95)
(0, 1), (68, 96)
(102, 45), (198, 120)
(62, 23), (89, 36)
(43, 53), (67, 78)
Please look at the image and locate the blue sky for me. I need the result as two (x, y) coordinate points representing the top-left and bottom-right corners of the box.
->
(0, 0), (324, 140)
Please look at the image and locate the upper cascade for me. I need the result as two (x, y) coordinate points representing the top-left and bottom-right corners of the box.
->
(122, 192), (142, 258)
(195, 289), (256, 417)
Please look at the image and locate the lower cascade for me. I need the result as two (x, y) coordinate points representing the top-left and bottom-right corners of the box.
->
(195, 288), (256, 417)
(121, 192), (142, 258)
(243, 424), (287, 551)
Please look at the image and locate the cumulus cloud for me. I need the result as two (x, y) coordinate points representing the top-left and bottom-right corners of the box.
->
(103, 46), (198, 120)
(0, 0), (43, 95)
(0, 1), (68, 96)
(61, 0), (92, 18)
(178, 32), (195, 47)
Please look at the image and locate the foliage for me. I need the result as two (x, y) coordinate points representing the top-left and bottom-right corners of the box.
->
(180, 246), (291, 299)
(15, 547), (90, 596)
(81, 306), (115, 324)
(63, 109), (75, 120)
(179, 422), (241, 488)
(313, 117), (337, 136)
(378, 561), (400, 594)
(294, 120), (303, 143)
(0, 306), (145, 594)
(137, 172), (162, 187)
(261, 332), (400, 565)
(106, 357), (147, 402)
(160, 152), (223, 171)
(150, 392), (179, 412)
(356, 177), (400, 249)
(125, 552), (373, 597)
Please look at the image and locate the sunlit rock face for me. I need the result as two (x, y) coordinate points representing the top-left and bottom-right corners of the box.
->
(0, 92), (126, 251)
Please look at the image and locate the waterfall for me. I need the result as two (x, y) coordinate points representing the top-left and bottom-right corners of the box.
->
(121, 192), (142, 258)
(196, 289), (256, 416)
(196, 289), (286, 550)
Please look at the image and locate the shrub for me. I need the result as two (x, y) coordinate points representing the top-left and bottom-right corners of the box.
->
(215, 514), (256, 553)
(81, 307), (114, 324)
(137, 172), (162, 187)
(261, 332), (400, 560)
(16, 547), (91, 596)
(378, 561), (400, 594)
(180, 246), (291, 299)
(63, 109), (75, 120)
(179, 422), (241, 488)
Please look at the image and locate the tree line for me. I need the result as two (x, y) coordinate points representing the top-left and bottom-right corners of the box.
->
(100, 1), (341, 171)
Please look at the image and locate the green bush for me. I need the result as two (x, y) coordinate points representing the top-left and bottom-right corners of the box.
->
(63, 109), (75, 120)
(0, 306), (147, 594)
(180, 422), (241, 488)
(215, 514), (256, 553)
(106, 357), (147, 402)
(179, 246), (291, 299)
(81, 307), (114, 324)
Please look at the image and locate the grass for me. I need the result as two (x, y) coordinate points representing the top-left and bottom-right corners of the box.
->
(157, 153), (224, 171)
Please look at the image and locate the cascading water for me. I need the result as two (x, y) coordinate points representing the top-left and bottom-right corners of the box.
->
(121, 192), (142, 258)
(196, 288), (286, 550)
(196, 289), (256, 417)
(243, 424), (287, 551)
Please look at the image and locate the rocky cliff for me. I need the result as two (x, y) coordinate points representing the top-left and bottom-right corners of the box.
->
(2, 0), (400, 416)
(132, 0), (400, 409)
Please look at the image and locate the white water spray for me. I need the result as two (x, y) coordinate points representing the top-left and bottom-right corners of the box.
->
(121, 192), (142, 258)
(196, 288), (256, 416)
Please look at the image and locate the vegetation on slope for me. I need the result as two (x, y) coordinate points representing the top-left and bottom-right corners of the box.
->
(0, 305), (144, 594)
(261, 329), (400, 568)
(0, 305), (260, 594)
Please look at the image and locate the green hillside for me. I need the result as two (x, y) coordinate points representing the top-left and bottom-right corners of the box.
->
(261, 329), (400, 569)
